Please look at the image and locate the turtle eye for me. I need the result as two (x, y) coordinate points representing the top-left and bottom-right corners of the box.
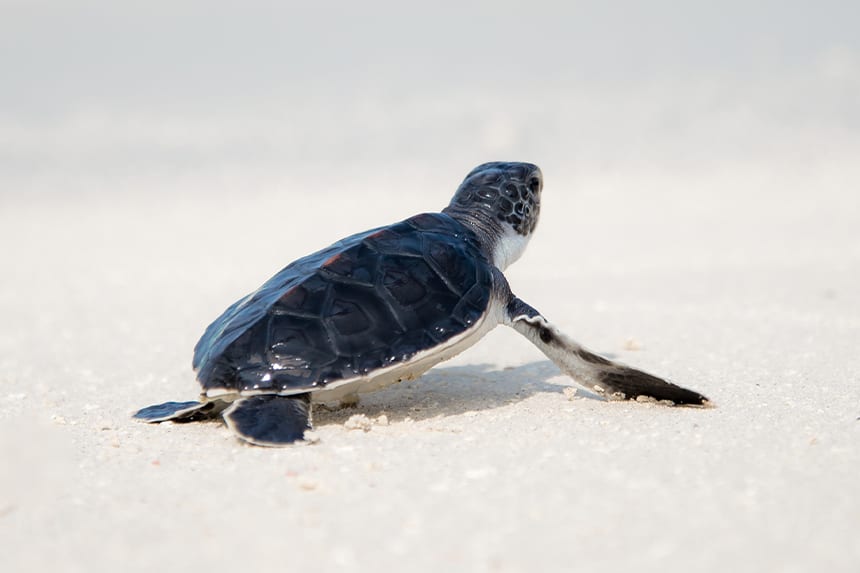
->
(527, 177), (541, 194)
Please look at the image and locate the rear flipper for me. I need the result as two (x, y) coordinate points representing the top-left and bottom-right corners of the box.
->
(134, 399), (228, 423)
(506, 297), (709, 405)
(223, 394), (313, 447)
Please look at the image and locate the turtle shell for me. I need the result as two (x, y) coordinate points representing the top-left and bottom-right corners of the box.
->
(192, 212), (495, 395)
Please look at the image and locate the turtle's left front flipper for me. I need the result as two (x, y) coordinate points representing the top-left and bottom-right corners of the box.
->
(505, 297), (709, 406)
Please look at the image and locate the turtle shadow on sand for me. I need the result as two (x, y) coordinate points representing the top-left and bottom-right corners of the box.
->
(312, 360), (604, 427)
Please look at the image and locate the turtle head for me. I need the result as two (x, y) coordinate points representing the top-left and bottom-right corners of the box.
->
(443, 161), (543, 269)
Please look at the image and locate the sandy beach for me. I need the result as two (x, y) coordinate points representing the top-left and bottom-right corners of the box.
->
(3, 150), (859, 571)
(2, 3), (860, 572)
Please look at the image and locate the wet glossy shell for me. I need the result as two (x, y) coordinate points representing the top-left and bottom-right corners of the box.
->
(192, 213), (495, 394)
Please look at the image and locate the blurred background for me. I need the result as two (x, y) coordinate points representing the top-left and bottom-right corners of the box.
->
(2, 0), (858, 201)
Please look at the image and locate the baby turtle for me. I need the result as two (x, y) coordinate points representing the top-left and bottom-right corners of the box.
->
(136, 161), (708, 446)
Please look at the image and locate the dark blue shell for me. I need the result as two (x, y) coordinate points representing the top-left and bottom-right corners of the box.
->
(192, 213), (495, 393)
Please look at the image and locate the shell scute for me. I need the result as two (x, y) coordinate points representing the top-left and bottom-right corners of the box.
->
(382, 265), (428, 307)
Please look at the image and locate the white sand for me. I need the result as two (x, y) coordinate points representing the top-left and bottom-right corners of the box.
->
(2, 150), (859, 572)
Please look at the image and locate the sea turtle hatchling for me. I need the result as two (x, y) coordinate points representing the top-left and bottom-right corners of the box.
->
(135, 161), (709, 446)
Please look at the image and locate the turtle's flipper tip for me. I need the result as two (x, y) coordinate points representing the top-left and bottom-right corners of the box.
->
(654, 388), (712, 408)
(673, 387), (713, 408)
(660, 394), (714, 408)
(594, 368), (711, 408)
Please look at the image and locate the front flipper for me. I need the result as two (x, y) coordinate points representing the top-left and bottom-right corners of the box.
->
(134, 400), (227, 423)
(505, 297), (709, 405)
(223, 394), (313, 447)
